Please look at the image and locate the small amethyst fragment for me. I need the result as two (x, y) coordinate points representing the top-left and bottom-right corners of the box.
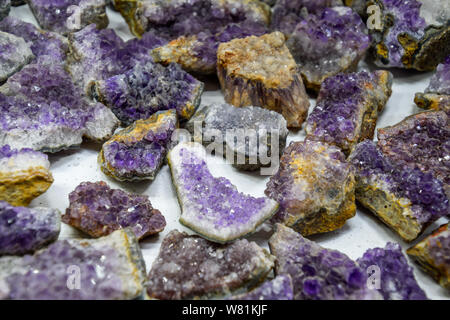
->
(0, 31), (33, 83)
(357, 242), (427, 300)
(0, 201), (60, 256)
(0, 0), (9, 21)
(229, 275), (294, 300)
(63, 181), (166, 239)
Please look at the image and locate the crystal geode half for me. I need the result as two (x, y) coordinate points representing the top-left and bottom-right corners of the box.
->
(217, 32), (310, 128)
(407, 223), (450, 290)
(269, 224), (382, 300)
(0, 0), (9, 21)
(0, 229), (146, 299)
(265, 140), (356, 236)
(185, 103), (288, 171)
(63, 181), (166, 239)
(0, 201), (60, 256)
(146, 229), (275, 299)
(0, 145), (53, 206)
(229, 275), (294, 300)
(168, 142), (279, 243)
(0, 30), (33, 83)
(305, 71), (393, 155)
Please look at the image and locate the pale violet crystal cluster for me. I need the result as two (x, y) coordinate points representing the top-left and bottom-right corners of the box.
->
(229, 275), (294, 300)
(0, 30), (33, 83)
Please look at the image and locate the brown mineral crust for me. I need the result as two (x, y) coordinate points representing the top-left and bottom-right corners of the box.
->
(414, 93), (450, 114)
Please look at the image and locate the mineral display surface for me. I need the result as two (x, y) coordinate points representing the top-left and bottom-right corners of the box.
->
(0, 0), (9, 21)
(0, 201), (60, 256)
(265, 140), (356, 236)
(0, 145), (53, 206)
(185, 103), (288, 171)
(63, 181), (166, 239)
(229, 275), (294, 300)
(146, 229), (275, 299)
(168, 142), (279, 243)
(269, 224), (382, 300)
(0, 30), (33, 83)
(0, 229), (146, 299)
(99, 110), (177, 181)
(407, 223), (450, 290)
(357, 242), (427, 300)
(217, 32), (310, 128)
(305, 71), (393, 155)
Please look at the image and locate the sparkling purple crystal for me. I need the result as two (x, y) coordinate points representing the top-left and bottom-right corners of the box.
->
(0, 30), (33, 83)
(229, 275), (294, 300)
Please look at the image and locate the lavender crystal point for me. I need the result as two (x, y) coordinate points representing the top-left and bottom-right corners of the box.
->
(168, 142), (278, 243)
(63, 181), (166, 239)
(0, 145), (53, 206)
(230, 275), (294, 300)
(357, 242), (427, 300)
(0, 201), (60, 256)
(0, 31), (33, 83)
(0, 229), (146, 299)
(146, 230), (275, 299)
(0, 0), (9, 21)
(305, 70), (393, 155)
(99, 110), (177, 181)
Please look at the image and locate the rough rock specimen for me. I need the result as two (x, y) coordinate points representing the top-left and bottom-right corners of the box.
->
(368, 0), (450, 71)
(217, 32), (310, 128)
(99, 110), (177, 181)
(0, 229), (146, 299)
(286, 7), (370, 92)
(28, 0), (109, 34)
(349, 140), (449, 241)
(168, 142), (279, 243)
(0, 0), (9, 21)
(10, 0), (23, 5)
(229, 275), (294, 300)
(305, 71), (393, 155)
(357, 242), (427, 300)
(265, 140), (356, 236)
(146, 229), (275, 299)
(269, 224), (382, 300)
(0, 31), (33, 83)
(0, 57), (119, 152)
(0, 145), (53, 206)
(63, 181), (166, 239)
(407, 223), (450, 290)
(185, 103), (289, 171)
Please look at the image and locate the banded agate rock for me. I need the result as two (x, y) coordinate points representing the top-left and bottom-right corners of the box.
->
(0, 145), (53, 206)
(0, 229), (146, 299)
(63, 181), (166, 239)
(0, 31), (33, 83)
(168, 142), (278, 243)
(407, 224), (450, 290)
(368, 0), (450, 71)
(146, 229), (275, 299)
(0, 57), (119, 152)
(357, 242), (427, 300)
(185, 103), (288, 171)
(217, 32), (310, 128)
(305, 70), (393, 155)
(269, 224), (382, 300)
(0, 201), (60, 256)
(28, 0), (109, 34)
(265, 140), (356, 236)
(99, 110), (177, 181)
(286, 7), (370, 92)
(229, 275), (294, 300)
(349, 140), (448, 241)
(0, 0), (9, 21)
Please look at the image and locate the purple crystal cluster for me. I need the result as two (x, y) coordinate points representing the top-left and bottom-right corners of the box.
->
(0, 0), (9, 21)
(357, 242), (427, 300)
(306, 70), (393, 154)
(0, 30), (33, 83)
(146, 229), (275, 299)
(63, 181), (166, 239)
(229, 275), (294, 300)
(426, 56), (450, 95)
(0, 201), (60, 256)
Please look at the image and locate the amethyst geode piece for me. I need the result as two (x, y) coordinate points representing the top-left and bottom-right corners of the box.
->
(0, 229), (146, 299)
(168, 142), (279, 243)
(305, 70), (393, 155)
(229, 275), (294, 300)
(99, 110), (177, 181)
(0, 0), (9, 21)
(63, 181), (166, 239)
(146, 229), (275, 299)
(269, 224), (382, 300)
(0, 201), (60, 256)
(0, 31), (33, 83)
(357, 242), (427, 300)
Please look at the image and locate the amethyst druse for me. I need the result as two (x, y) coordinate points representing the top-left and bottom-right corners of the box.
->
(229, 275), (294, 300)
(0, 0), (9, 21)
(0, 31), (34, 83)
(357, 242), (427, 300)
(146, 229), (275, 299)
(305, 70), (393, 155)
(63, 181), (166, 239)
(0, 201), (60, 256)
(99, 110), (178, 181)
(168, 142), (279, 243)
